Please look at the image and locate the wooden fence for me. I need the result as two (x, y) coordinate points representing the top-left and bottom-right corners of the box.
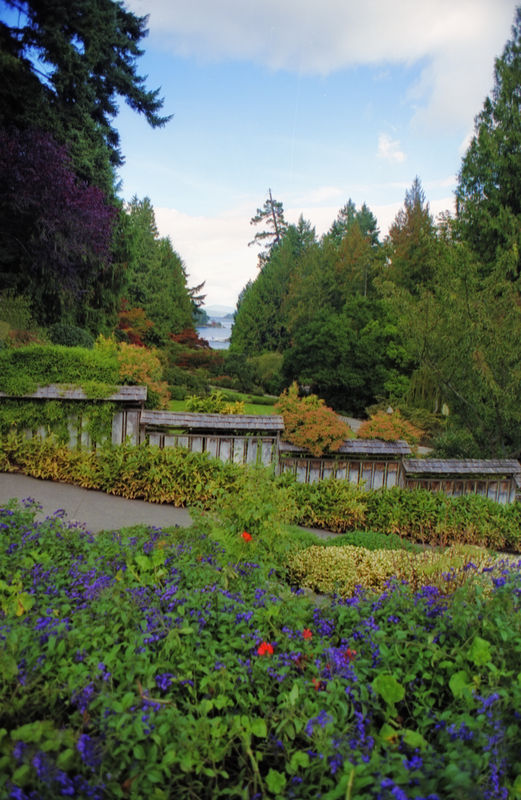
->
(2, 390), (521, 502)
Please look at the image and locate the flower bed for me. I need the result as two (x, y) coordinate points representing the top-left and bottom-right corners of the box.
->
(1, 501), (521, 798)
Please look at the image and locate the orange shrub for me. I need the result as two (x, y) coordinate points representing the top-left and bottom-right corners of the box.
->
(357, 410), (423, 444)
(117, 342), (170, 409)
(275, 382), (351, 457)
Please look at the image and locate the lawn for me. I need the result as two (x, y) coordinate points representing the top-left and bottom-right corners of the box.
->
(1, 495), (521, 799)
(168, 391), (278, 416)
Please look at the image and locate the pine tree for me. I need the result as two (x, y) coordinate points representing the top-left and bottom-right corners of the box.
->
(248, 189), (288, 267)
(456, 6), (521, 278)
(385, 177), (437, 295)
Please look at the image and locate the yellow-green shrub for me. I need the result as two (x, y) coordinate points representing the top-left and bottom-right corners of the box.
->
(286, 542), (501, 597)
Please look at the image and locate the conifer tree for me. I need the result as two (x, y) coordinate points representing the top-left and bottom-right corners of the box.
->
(456, 6), (521, 278)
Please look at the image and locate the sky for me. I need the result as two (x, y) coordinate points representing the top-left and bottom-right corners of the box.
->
(116, 0), (519, 311)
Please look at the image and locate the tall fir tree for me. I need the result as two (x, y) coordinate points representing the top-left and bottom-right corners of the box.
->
(456, 6), (521, 279)
(384, 177), (437, 295)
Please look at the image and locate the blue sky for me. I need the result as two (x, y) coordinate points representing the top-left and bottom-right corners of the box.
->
(117, 0), (518, 310)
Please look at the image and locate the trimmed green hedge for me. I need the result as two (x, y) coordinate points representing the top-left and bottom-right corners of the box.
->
(0, 344), (118, 397)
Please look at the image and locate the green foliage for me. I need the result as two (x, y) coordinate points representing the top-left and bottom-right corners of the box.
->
(2, 502), (521, 798)
(322, 529), (421, 553)
(231, 224), (312, 355)
(292, 477), (366, 532)
(430, 427), (482, 458)
(282, 298), (410, 415)
(185, 390), (245, 415)
(0, 344), (118, 397)
(0, 0), (169, 185)
(363, 487), (521, 551)
(249, 351), (284, 394)
(386, 229), (521, 455)
(0, 400), (115, 445)
(0, 291), (35, 331)
(248, 188), (289, 265)
(0, 436), (240, 507)
(456, 7), (521, 276)
(47, 324), (95, 349)
(276, 382), (350, 456)
(119, 198), (193, 344)
(383, 177), (437, 294)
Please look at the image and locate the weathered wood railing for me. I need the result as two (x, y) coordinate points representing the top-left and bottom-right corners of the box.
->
(139, 410), (283, 467)
(2, 388), (520, 502)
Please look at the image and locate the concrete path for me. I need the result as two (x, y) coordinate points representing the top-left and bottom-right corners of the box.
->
(0, 472), (193, 533)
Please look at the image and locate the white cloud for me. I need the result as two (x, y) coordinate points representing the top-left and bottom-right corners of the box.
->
(155, 205), (259, 308)
(129, 0), (517, 128)
(377, 133), (406, 163)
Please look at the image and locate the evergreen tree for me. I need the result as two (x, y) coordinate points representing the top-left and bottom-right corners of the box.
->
(326, 199), (379, 246)
(456, 6), (521, 278)
(248, 189), (288, 267)
(384, 177), (437, 295)
(231, 224), (311, 354)
(0, 0), (170, 191)
(120, 197), (193, 344)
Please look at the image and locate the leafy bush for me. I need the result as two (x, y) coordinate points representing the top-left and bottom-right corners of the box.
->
(358, 409), (424, 444)
(430, 426), (481, 458)
(185, 389), (245, 415)
(115, 340), (170, 409)
(47, 323), (95, 349)
(287, 542), (501, 596)
(363, 487), (521, 551)
(249, 351), (284, 394)
(276, 382), (351, 456)
(2, 502), (521, 799)
(0, 435), (240, 507)
(0, 400), (115, 445)
(293, 477), (367, 532)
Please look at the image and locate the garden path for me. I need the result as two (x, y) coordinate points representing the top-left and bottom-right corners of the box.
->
(0, 472), (193, 533)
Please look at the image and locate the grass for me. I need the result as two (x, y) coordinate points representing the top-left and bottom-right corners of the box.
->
(168, 391), (278, 415)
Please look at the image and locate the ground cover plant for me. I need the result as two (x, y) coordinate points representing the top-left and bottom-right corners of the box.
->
(2, 500), (521, 799)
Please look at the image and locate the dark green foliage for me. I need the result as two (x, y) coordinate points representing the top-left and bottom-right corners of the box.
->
(248, 188), (289, 266)
(456, 7), (521, 277)
(231, 224), (314, 355)
(47, 324), (95, 349)
(326, 198), (380, 248)
(0, 0), (170, 186)
(220, 352), (256, 392)
(119, 198), (194, 344)
(282, 298), (410, 414)
(383, 177), (437, 294)
(0, 399), (115, 444)
(430, 427), (482, 459)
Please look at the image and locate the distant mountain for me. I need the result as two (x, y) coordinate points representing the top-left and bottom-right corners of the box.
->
(204, 305), (235, 317)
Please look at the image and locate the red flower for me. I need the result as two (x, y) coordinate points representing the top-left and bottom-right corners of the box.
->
(241, 531), (252, 542)
(312, 677), (326, 691)
(257, 641), (274, 657)
(302, 628), (313, 640)
(345, 648), (357, 662)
